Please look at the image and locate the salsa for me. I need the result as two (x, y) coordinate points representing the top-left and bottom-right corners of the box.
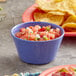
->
(15, 25), (61, 41)
(52, 67), (76, 76)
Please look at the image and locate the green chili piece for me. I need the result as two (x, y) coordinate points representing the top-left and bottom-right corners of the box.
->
(46, 27), (50, 31)
(43, 36), (48, 40)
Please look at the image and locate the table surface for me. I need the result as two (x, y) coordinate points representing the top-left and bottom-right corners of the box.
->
(0, 0), (76, 75)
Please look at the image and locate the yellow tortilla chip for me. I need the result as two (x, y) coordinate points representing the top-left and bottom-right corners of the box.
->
(36, 0), (53, 12)
(63, 15), (76, 24)
(62, 16), (76, 31)
(62, 23), (76, 29)
(36, 0), (76, 15)
(62, 23), (76, 32)
(48, 10), (65, 15)
(55, 0), (64, 2)
(34, 12), (64, 25)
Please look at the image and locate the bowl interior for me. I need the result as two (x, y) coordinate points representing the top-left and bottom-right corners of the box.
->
(11, 22), (64, 40)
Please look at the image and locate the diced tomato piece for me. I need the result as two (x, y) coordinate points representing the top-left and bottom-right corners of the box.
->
(20, 34), (28, 40)
(65, 73), (73, 76)
(20, 28), (30, 34)
(42, 26), (46, 29)
(38, 27), (46, 32)
(15, 32), (22, 38)
(25, 29), (29, 33)
(35, 25), (41, 29)
(40, 32), (46, 37)
(55, 28), (60, 33)
(32, 27), (38, 32)
(55, 32), (60, 38)
(29, 26), (33, 29)
(61, 72), (67, 76)
(68, 67), (75, 72)
(49, 29), (55, 33)
(47, 33), (51, 38)
(29, 34), (36, 40)
(39, 38), (45, 41)
(33, 32), (37, 35)
(50, 34), (55, 39)
(20, 28), (26, 32)
(20, 35), (25, 40)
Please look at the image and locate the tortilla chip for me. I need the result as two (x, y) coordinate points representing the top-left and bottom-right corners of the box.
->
(48, 10), (65, 15)
(62, 16), (76, 31)
(62, 23), (76, 28)
(55, 0), (64, 2)
(34, 12), (64, 25)
(36, 0), (76, 15)
(62, 23), (76, 32)
(63, 15), (76, 24)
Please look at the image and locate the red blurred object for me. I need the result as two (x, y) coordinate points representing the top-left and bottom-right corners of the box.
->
(39, 65), (76, 76)
(38, 28), (46, 32)
(15, 32), (22, 38)
(20, 28), (26, 32)
(22, 4), (76, 37)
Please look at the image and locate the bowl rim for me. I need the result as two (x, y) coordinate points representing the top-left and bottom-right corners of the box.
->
(11, 22), (64, 43)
